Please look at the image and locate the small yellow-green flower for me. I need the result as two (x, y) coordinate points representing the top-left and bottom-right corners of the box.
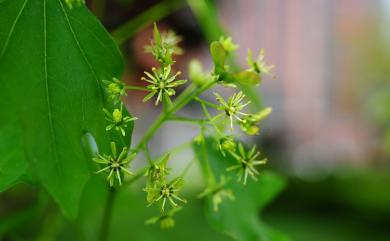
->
(247, 48), (275, 77)
(218, 136), (237, 156)
(240, 107), (272, 135)
(227, 144), (267, 185)
(145, 154), (171, 186)
(219, 36), (239, 54)
(215, 91), (250, 129)
(144, 23), (182, 65)
(144, 177), (186, 212)
(142, 65), (187, 105)
(103, 105), (137, 136)
(93, 142), (135, 187)
(102, 77), (128, 103)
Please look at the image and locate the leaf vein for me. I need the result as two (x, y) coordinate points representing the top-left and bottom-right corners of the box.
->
(43, 0), (65, 184)
(0, 0), (29, 59)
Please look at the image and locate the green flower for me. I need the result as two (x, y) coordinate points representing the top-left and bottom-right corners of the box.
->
(93, 142), (135, 187)
(198, 176), (235, 212)
(102, 77), (128, 103)
(247, 48), (275, 77)
(144, 23), (182, 65)
(227, 144), (267, 185)
(145, 154), (171, 186)
(103, 105), (137, 136)
(219, 36), (239, 54)
(218, 136), (237, 156)
(142, 65), (187, 105)
(144, 177), (186, 212)
(215, 91), (251, 129)
(240, 107), (272, 135)
(145, 207), (182, 229)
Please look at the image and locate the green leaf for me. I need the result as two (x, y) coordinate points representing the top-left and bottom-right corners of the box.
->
(193, 139), (290, 241)
(0, 0), (129, 218)
(210, 41), (226, 73)
(234, 70), (261, 86)
(0, 122), (26, 192)
(0, 91), (27, 191)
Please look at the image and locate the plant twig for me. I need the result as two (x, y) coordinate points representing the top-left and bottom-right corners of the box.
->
(99, 187), (116, 241)
(134, 80), (217, 153)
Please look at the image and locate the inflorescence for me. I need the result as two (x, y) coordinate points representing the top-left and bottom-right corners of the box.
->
(92, 22), (275, 229)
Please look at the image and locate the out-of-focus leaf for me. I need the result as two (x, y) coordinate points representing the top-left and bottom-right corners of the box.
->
(0, 0), (131, 218)
(193, 138), (290, 241)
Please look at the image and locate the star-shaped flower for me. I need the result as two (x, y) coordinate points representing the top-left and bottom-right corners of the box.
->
(215, 91), (251, 129)
(142, 65), (187, 105)
(93, 142), (135, 187)
(144, 177), (186, 212)
(247, 48), (275, 77)
(227, 144), (267, 185)
(103, 104), (137, 136)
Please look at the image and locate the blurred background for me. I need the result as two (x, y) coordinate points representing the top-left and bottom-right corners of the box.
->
(1, 0), (390, 240)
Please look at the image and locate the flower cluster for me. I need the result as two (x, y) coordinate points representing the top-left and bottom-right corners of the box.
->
(144, 155), (186, 213)
(94, 69), (137, 186)
(90, 23), (275, 230)
(192, 35), (275, 208)
(142, 23), (187, 106)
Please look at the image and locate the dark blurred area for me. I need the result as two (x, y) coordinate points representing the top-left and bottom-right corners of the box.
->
(1, 0), (390, 240)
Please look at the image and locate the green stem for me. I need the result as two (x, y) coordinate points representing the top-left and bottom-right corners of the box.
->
(142, 143), (153, 164)
(199, 126), (216, 185)
(125, 85), (149, 92)
(111, 0), (186, 45)
(200, 103), (223, 136)
(194, 97), (219, 109)
(181, 158), (196, 176)
(123, 166), (149, 187)
(135, 80), (216, 152)
(99, 187), (116, 241)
